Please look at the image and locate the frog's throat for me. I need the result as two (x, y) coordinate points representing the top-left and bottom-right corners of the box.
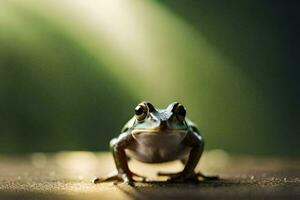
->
(131, 129), (187, 136)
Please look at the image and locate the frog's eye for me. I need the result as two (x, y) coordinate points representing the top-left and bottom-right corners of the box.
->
(135, 103), (148, 121)
(173, 103), (186, 121)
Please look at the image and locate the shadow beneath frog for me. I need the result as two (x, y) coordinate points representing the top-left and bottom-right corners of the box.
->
(115, 178), (251, 200)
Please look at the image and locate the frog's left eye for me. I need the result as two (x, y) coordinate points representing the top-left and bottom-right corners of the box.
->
(135, 103), (148, 121)
(173, 103), (186, 121)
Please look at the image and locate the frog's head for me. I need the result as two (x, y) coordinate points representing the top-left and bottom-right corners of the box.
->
(130, 101), (188, 138)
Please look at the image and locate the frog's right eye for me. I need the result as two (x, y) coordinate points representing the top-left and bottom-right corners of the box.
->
(135, 103), (148, 121)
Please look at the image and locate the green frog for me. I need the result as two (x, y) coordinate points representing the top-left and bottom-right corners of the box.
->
(94, 101), (218, 186)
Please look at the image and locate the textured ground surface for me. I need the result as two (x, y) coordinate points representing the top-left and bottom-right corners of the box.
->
(0, 151), (299, 200)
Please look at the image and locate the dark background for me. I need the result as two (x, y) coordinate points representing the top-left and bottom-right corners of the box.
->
(0, 0), (299, 155)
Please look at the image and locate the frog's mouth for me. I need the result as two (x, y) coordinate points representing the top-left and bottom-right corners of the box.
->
(131, 129), (188, 145)
(131, 129), (187, 137)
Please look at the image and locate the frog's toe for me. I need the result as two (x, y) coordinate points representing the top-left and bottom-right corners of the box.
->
(196, 172), (219, 180)
(93, 175), (120, 184)
(93, 177), (102, 184)
(93, 171), (120, 184)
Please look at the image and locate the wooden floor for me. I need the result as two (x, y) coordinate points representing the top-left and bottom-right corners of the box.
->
(0, 151), (299, 200)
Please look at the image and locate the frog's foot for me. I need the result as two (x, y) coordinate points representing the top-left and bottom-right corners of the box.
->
(157, 171), (219, 183)
(93, 171), (135, 186)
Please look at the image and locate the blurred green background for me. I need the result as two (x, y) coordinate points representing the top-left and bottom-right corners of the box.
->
(0, 0), (298, 155)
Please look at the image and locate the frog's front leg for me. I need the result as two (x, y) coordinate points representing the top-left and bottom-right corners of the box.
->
(94, 132), (136, 186)
(166, 131), (205, 183)
(111, 132), (135, 185)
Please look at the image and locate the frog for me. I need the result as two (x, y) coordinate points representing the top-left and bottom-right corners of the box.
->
(94, 101), (218, 186)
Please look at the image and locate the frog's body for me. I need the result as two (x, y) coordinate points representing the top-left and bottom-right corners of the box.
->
(94, 102), (217, 186)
